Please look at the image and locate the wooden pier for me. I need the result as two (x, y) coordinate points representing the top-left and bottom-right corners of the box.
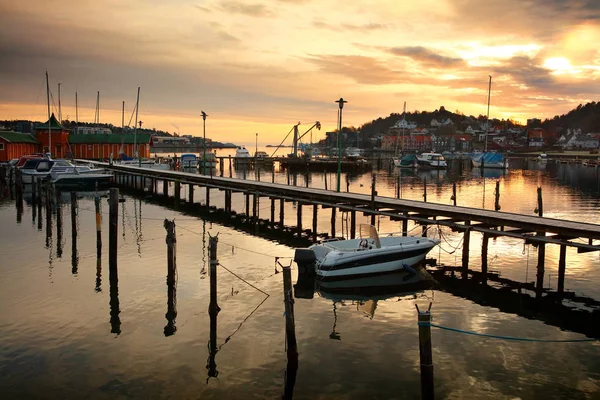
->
(78, 161), (600, 297)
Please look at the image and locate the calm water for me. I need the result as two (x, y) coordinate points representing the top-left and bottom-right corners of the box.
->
(1, 159), (599, 399)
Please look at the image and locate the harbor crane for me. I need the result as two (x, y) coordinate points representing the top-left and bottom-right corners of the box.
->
(271, 121), (321, 157)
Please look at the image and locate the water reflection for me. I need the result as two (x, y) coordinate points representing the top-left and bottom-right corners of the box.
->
(70, 193), (78, 275)
(109, 264), (121, 335)
(56, 191), (63, 259)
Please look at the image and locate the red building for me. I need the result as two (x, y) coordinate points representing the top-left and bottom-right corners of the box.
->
(35, 113), (70, 158)
(68, 133), (153, 160)
(0, 131), (40, 162)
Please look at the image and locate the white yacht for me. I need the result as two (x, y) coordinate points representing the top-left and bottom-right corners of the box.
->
(417, 153), (447, 169)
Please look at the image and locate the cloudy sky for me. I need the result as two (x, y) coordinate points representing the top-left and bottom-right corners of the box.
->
(0, 0), (599, 144)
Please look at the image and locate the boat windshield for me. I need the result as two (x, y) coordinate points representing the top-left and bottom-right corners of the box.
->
(359, 224), (381, 248)
(432, 155), (445, 161)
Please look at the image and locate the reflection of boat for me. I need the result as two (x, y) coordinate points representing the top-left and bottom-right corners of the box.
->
(294, 224), (439, 280)
(417, 153), (447, 169)
(392, 154), (418, 168)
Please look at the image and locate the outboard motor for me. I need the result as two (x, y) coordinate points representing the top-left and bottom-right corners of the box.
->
(293, 248), (316, 276)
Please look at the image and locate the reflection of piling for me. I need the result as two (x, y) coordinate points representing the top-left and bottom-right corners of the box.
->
(71, 192), (79, 275)
(494, 181), (501, 211)
(282, 265), (298, 398)
(56, 189), (63, 258)
(209, 236), (220, 315)
(95, 195), (102, 260)
(557, 244), (567, 294)
(164, 219), (177, 336)
(416, 303), (434, 400)
(37, 179), (43, 231)
(45, 185), (52, 248)
(481, 233), (489, 285)
(109, 188), (119, 272)
(15, 169), (23, 223)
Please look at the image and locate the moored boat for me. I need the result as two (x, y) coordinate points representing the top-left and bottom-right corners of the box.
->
(50, 169), (113, 190)
(416, 153), (447, 169)
(392, 154), (418, 168)
(471, 152), (509, 169)
(294, 225), (439, 280)
(180, 153), (198, 169)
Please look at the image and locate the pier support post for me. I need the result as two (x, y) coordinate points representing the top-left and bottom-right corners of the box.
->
(331, 207), (336, 238)
(297, 202), (302, 238)
(228, 155), (232, 178)
(174, 181), (181, 205)
(350, 210), (356, 239)
(109, 188), (119, 273)
(557, 244), (567, 295)
(452, 183), (457, 206)
(481, 233), (489, 285)
(402, 213), (408, 237)
(272, 165), (275, 183)
(188, 184), (194, 204)
(220, 158), (224, 177)
(153, 178), (157, 194)
(209, 235), (220, 315)
(163, 180), (168, 197)
(37, 179), (43, 230)
(397, 172), (401, 199)
(324, 171), (328, 191)
(270, 198), (275, 227)
(245, 193), (250, 218)
(56, 189), (63, 258)
(535, 187), (545, 299)
(206, 187), (211, 209)
(462, 222), (471, 279)
(279, 199), (285, 229)
(494, 181), (500, 211)
(253, 192), (258, 224)
(416, 304), (434, 400)
(45, 185), (52, 248)
(423, 177), (427, 202)
(164, 219), (177, 336)
(312, 205), (318, 241)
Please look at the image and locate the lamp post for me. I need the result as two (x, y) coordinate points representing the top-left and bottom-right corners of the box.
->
(335, 97), (347, 192)
(201, 111), (208, 175)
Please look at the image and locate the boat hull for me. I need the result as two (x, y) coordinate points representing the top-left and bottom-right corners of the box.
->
(312, 239), (438, 281)
(52, 175), (112, 190)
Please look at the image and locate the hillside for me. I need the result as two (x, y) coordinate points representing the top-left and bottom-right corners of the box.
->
(540, 102), (600, 134)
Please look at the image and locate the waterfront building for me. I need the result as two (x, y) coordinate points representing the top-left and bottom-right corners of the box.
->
(0, 131), (40, 161)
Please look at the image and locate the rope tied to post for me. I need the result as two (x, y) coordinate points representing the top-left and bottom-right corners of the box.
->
(417, 321), (597, 342)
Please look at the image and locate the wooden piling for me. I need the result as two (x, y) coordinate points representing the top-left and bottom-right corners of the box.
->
(402, 213), (408, 237)
(452, 183), (457, 206)
(228, 155), (232, 178)
(416, 304), (434, 400)
(71, 192), (79, 274)
(37, 179), (43, 230)
(188, 183), (194, 204)
(297, 202), (302, 238)
(350, 210), (356, 239)
(312, 205), (318, 241)
(272, 164), (275, 183)
(164, 219), (177, 336)
(109, 188), (119, 272)
(209, 235), (220, 315)
(282, 266), (298, 366)
(174, 181), (181, 205)
(494, 181), (500, 211)
(423, 177), (427, 202)
(253, 192), (258, 224)
(462, 222), (471, 279)
(279, 199), (285, 229)
(163, 180), (168, 197)
(220, 157), (224, 177)
(481, 233), (489, 285)
(95, 195), (102, 260)
(324, 171), (328, 190)
(557, 244), (567, 294)
(245, 193), (250, 218)
(370, 174), (377, 226)
(45, 185), (52, 248)
(331, 207), (336, 238)
(56, 189), (63, 258)
(397, 173), (401, 199)
(270, 198), (276, 226)
(536, 187), (545, 299)
(206, 187), (211, 209)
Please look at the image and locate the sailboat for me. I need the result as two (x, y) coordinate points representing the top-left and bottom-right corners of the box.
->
(391, 103), (418, 168)
(471, 76), (509, 170)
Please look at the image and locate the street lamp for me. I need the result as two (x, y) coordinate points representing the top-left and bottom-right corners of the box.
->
(201, 111), (208, 175)
(335, 97), (347, 192)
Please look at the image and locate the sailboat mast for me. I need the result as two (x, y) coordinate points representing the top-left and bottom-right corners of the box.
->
(46, 71), (51, 156)
(402, 101), (406, 153)
(95, 91), (100, 129)
(122, 101), (125, 132)
(58, 83), (62, 124)
(485, 75), (492, 153)
(134, 87), (140, 159)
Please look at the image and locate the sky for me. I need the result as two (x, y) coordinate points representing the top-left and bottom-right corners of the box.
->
(0, 0), (599, 144)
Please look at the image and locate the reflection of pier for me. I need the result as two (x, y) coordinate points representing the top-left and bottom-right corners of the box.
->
(429, 266), (600, 338)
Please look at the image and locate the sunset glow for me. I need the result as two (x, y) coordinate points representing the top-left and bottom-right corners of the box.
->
(0, 0), (599, 143)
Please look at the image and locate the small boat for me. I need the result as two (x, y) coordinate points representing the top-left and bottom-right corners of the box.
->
(392, 154), (418, 168)
(583, 160), (600, 167)
(294, 225), (439, 280)
(21, 159), (103, 184)
(417, 153), (447, 169)
(50, 168), (113, 190)
(234, 146), (251, 167)
(180, 153), (198, 169)
(198, 151), (218, 169)
(538, 153), (548, 161)
(254, 151), (269, 158)
(471, 152), (509, 169)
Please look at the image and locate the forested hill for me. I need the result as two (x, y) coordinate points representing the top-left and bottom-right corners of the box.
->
(540, 102), (600, 133)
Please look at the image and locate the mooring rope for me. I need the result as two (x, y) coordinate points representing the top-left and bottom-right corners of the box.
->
(418, 321), (597, 342)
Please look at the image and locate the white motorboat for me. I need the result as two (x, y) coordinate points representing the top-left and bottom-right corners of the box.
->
(417, 153), (447, 169)
(235, 146), (251, 158)
(294, 225), (439, 280)
(50, 168), (113, 190)
(21, 159), (103, 184)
